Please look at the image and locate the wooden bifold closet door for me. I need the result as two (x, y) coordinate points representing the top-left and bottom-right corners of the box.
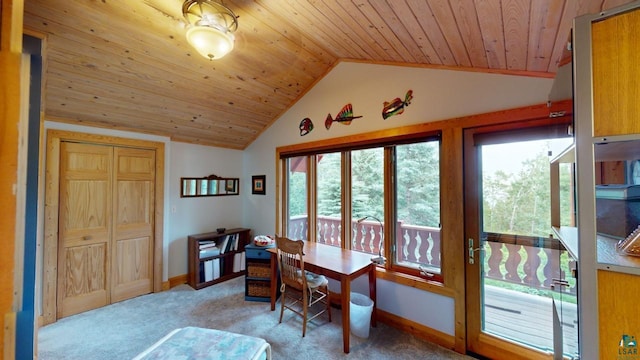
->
(58, 142), (155, 318)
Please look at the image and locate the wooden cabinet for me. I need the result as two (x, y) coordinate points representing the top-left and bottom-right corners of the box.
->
(597, 270), (640, 359)
(592, 9), (640, 137)
(244, 244), (278, 302)
(187, 228), (250, 290)
(574, 3), (640, 358)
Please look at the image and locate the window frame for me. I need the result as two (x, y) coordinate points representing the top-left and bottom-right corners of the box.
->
(278, 130), (443, 283)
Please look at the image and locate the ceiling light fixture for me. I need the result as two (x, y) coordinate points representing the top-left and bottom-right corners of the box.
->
(182, 0), (238, 60)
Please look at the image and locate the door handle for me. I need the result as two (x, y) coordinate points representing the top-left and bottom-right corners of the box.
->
(468, 238), (483, 265)
(550, 278), (570, 290)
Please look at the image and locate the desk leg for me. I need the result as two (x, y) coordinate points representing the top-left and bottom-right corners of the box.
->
(269, 254), (277, 311)
(369, 265), (377, 327)
(340, 275), (351, 353)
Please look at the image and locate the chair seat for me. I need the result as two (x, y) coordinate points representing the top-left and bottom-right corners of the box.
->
(298, 270), (328, 288)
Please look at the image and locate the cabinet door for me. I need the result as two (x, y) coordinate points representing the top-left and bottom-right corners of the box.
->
(58, 142), (112, 318)
(592, 9), (640, 137)
(111, 147), (155, 302)
(598, 270), (640, 359)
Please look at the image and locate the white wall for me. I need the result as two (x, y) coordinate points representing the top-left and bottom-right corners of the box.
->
(167, 142), (243, 278)
(242, 60), (554, 335)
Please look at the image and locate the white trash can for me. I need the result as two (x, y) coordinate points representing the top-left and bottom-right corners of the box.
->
(349, 292), (374, 338)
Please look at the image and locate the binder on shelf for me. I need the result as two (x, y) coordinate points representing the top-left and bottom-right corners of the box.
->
(213, 258), (221, 280)
(240, 251), (246, 271)
(233, 251), (245, 273)
(233, 253), (240, 273)
(199, 261), (205, 282)
(204, 260), (214, 281)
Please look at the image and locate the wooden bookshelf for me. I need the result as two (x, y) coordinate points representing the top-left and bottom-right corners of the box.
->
(187, 228), (251, 290)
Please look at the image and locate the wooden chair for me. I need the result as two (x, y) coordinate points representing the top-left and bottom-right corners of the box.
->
(275, 236), (331, 337)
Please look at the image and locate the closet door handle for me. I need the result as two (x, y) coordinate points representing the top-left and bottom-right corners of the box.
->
(82, 235), (92, 241)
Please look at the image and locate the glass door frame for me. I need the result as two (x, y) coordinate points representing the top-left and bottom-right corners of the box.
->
(463, 117), (573, 359)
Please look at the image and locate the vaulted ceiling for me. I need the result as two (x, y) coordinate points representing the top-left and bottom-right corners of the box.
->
(23, 0), (634, 149)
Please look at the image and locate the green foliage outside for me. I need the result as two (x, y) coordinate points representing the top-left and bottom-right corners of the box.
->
(482, 147), (573, 236)
(286, 139), (577, 300)
(321, 143), (440, 225)
(481, 141), (576, 300)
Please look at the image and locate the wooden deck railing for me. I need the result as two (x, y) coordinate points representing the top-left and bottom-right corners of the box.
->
(288, 216), (576, 295)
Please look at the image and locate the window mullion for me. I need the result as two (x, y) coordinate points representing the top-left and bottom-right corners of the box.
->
(342, 151), (351, 249)
(384, 147), (395, 268)
(308, 155), (317, 242)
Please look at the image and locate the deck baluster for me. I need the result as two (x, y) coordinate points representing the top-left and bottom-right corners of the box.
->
(413, 232), (422, 263)
(542, 248), (560, 289)
(503, 243), (522, 282)
(523, 246), (542, 287)
(487, 242), (504, 279)
(428, 231), (441, 267)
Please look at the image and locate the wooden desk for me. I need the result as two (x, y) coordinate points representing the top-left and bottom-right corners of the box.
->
(268, 241), (377, 353)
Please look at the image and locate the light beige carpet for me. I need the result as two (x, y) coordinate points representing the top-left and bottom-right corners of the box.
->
(38, 277), (474, 359)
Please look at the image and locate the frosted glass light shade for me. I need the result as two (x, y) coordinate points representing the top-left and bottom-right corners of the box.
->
(186, 26), (234, 60)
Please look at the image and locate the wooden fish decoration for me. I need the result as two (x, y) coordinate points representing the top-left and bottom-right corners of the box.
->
(382, 90), (413, 119)
(325, 103), (363, 130)
(299, 117), (314, 136)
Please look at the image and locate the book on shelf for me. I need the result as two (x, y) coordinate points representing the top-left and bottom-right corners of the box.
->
(219, 235), (230, 254)
(199, 246), (220, 259)
(218, 234), (239, 254)
(231, 233), (239, 251)
(199, 240), (216, 248)
(224, 234), (235, 253)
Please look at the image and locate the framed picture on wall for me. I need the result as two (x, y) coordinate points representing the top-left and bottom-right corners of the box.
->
(252, 175), (266, 195)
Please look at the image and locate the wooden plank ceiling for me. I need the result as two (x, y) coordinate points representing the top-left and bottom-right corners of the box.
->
(23, 0), (634, 149)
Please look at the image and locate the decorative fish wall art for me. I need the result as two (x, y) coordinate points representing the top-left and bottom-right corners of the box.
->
(299, 117), (314, 136)
(325, 103), (363, 130)
(382, 90), (413, 120)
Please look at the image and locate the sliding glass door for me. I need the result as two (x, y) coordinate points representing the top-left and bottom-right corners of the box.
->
(464, 122), (577, 359)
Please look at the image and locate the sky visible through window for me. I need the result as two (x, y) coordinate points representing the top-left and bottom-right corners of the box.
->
(482, 138), (573, 177)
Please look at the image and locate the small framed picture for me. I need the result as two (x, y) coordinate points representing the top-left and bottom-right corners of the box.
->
(252, 175), (266, 195)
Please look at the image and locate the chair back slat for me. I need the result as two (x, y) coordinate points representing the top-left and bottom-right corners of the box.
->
(276, 237), (307, 290)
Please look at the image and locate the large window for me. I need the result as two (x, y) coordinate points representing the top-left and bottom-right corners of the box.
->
(281, 134), (442, 280)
